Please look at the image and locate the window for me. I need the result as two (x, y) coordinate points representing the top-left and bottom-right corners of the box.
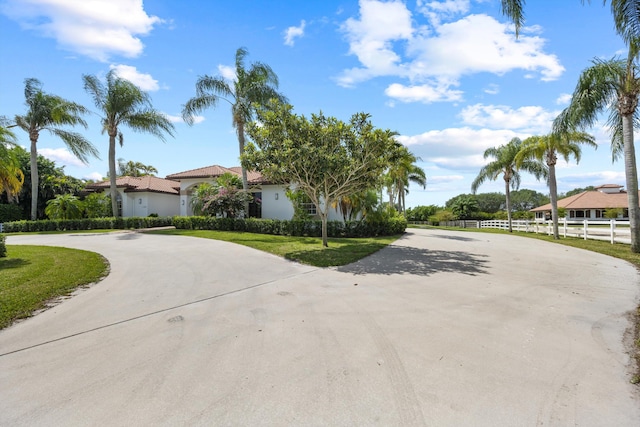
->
(595, 209), (603, 218)
(575, 210), (585, 218)
(302, 200), (317, 216)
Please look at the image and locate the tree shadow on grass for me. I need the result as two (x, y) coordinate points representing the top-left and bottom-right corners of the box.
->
(0, 258), (30, 269)
(336, 245), (490, 276)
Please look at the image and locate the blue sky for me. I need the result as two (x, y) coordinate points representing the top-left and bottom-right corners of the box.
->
(0, 0), (631, 207)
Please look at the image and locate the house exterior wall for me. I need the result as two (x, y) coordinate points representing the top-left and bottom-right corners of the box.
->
(260, 184), (347, 221)
(148, 193), (180, 217)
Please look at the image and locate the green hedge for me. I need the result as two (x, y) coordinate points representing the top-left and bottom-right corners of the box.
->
(0, 204), (23, 223)
(3, 216), (406, 237)
(0, 233), (6, 257)
(173, 216), (407, 237)
(2, 216), (173, 233)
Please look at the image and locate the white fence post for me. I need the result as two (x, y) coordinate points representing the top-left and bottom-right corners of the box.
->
(583, 219), (588, 240)
(563, 218), (567, 238)
(610, 219), (615, 244)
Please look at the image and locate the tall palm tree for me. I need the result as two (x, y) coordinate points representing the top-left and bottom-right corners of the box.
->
(14, 78), (98, 220)
(516, 131), (596, 239)
(117, 158), (158, 177)
(83, 70), (175, 217)
(554, 50), (640, 251)
(182, 47), (287, 196)
(0, 121), (24, 202)
(471, 137), (547, 232)
(386, 143), (427, 212)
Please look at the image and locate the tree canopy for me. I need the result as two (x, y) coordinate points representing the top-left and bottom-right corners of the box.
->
(243, 102), (396, 246)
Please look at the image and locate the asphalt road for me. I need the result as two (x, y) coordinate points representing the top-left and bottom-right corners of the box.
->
(1, 228), (639, 426)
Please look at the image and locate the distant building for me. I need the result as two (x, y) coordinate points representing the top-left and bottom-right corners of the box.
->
(531, 184), (636, 220)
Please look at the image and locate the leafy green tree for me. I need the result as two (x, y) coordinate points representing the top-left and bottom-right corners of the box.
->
(405, 205), (439, 221)
(83, 70), (174, 217)
(555, 51), (640, 250)
(243, 102), (396, 247)
(14, 78), (98, 220)
(509, 189), (550, 212)
(563, 186), (595, 198)
(0, 120), (24, 202)
(474, 192), (505, 213)
(83, 192), (112, 218)
(45, 194), (83, 220)
(385, 143), (426, 212)
(472, 137), (547, 232)
(116, 158), (158, 177)
(182, 47), (287, 195)
(334, 189), (381, 221)
(1, 146), (85, 219)
(516, 131), (596, 238)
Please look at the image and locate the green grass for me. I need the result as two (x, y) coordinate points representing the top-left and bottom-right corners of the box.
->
(0, 246), (109, 329)
(146, 229), (401, 267)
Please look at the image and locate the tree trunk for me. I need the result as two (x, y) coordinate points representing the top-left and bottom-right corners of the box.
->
(504, 178), (512, 233)
(622, 114), (640, 252)
(237, 121), (250, 216)
(109, 134), (119, 217)
(29, 132), (39, 220)
(548, 163), (560, 239)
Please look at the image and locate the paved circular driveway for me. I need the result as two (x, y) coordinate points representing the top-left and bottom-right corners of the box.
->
(1, 228), (639, 426)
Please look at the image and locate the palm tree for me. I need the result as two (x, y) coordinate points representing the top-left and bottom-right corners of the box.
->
(471, 137), (547, 232)
(386, 143), (427, 213)
(0, 121), (24, 202)
(83, 70), (175, 217)
(44, 194), (83, 220)
(554, 50), (640, 251)
(182, 47), (287, 197)
(117, 158), (158, 177)
(516, 131), (596, 239)
(14, 78), (98, 220)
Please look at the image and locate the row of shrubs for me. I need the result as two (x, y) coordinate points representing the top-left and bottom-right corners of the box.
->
(0, 234), (6, 257)
(2, 216), (407, 237)
(173, 216), (407, 237)
(2, 216), (173, 233)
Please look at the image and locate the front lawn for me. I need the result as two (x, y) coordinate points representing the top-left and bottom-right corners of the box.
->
(0, 246), (109, 329)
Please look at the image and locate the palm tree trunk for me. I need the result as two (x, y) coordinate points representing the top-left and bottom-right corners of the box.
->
(237, 121), (250, 216)
(548, 163), (560, 239)
(622, 114), (640, 252)
(108, 135), (119, 217)
(29, 133), (38, 220)
(504, 178), (512, 233)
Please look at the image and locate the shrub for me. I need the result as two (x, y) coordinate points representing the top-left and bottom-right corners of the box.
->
(0, 204), (23, 222)
(428, 210), (456, 225)
(0, 233), (6, 257)
(2, 216), (173, 233)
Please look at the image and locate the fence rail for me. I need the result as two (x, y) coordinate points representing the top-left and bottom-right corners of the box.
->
(479, 219), (631, 244)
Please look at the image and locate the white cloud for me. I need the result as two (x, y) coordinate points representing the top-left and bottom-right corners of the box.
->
(218, 64), (236, 81)
(338, 0), (414, 87)
(165, 114), (205, 124)
(84, 171), (104, 181)
(460, 104), (559, 132)
(428, 174), (465, 184)
(484, 84), (500, 95)
(110, 64), (159, 91)
(284, 20), (306, 46)
(397, 127), (524, 170)
(337, 1), (564, 99)
(556, 93), (572, 105)
(558, 171), (626, 188)
(385, 82), (463, 103)
(39, 148), (86, 168)
(1, 0), (164, 62)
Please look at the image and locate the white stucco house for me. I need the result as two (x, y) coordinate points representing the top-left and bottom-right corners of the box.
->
(86, 165), (345, 221)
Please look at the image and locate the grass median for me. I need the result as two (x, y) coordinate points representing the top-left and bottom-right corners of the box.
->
(0, 245), (109, 329)
(146, 229), (402, 267)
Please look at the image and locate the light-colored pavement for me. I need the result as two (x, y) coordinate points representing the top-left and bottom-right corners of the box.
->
(1, 228), (638, 426)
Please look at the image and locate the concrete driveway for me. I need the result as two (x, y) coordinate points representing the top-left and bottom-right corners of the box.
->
(1, 228), (638, 426)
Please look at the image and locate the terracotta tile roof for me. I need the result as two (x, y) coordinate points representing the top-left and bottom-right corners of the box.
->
(531, 190), (637, 211)
(167, 165), (265, 184)
(86, 176), (180, 195)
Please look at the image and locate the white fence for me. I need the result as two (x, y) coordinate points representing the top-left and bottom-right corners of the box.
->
(479, 219), (631, 244)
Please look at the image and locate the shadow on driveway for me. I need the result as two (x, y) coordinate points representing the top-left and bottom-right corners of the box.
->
(337, 245), (490, 276)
